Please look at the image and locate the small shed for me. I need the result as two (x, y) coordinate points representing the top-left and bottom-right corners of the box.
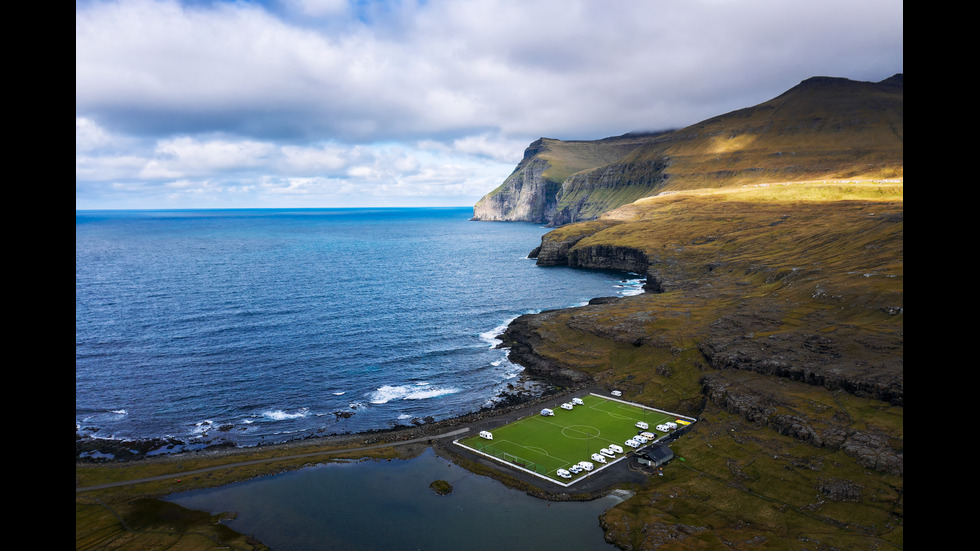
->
(637, 444), (674, 468)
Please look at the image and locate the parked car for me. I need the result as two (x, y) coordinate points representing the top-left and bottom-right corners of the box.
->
(591, 453), (607, 463)
(578, 461), (594, 471)
(557, 469), (571, 479)
(625, 439), (640, 448)
(600, 448), (615, 457)
(569, 464), (583, 474)
(608, 444), (624, 454)
(635, 421), (649, 430)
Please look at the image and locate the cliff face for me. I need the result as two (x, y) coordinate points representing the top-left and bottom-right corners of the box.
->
(472, 140), (560, 223)
(471, 133), (666, 223)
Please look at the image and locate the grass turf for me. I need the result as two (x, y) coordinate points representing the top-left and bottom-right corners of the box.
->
(457, 394), (690, 484)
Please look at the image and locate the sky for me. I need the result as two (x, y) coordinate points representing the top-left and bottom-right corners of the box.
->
(76, 0), (903, 210)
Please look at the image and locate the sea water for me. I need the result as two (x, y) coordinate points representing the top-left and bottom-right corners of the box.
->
(168, 447), (622, 550)
(76, 208), (643, 454)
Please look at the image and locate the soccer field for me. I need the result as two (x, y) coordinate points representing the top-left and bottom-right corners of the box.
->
(455, 394), (694, 485)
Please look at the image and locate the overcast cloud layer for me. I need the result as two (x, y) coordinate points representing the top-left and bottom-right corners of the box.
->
(76, 0), (903, 209)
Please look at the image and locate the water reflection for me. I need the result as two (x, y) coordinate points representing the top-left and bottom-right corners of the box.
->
(168, 447), (622, 550)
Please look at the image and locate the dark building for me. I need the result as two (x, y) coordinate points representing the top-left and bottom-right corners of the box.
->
(637, 444), (673, 467)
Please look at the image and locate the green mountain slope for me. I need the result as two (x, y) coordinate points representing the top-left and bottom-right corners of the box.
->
(475, 74), (903, 226)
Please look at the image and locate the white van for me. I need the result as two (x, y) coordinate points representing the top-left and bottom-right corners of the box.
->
(665, 421), (678, 429)
(572, 397), (584, 405)
(640, 431), (655, 439)
(611, 390), (622, 396)
(557, 469), (571, 479)
(656, 424), (670, 432)
(625, 439), (639, 448)
(479, 430), (493, 440)
(568, 464), (583, 474)
(591, 453), (607, 463)
(635, 421), (649, 430)
(541, 408), (554, 416)
(560, 402), (574, 410)
(608, 444), (624, 454)
(577, 461), (594, 471)
(600, 448), (616, 458)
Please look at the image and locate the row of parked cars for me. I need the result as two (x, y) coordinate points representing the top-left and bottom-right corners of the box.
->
(557, 420), (683, 477)
(556, 443), (626, 478)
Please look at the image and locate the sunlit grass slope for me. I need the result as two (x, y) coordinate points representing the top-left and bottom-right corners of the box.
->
(510, 180), (903, 549)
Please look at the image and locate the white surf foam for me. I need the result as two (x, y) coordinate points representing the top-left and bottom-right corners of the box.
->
(261, 408), (310, 421)
(368, 383), (460, 404)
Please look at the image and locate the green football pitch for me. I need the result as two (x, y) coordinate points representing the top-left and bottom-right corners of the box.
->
(456, 394), (692, 485)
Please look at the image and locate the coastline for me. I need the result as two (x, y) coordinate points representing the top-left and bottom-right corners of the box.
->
(76, 375), (652, 500)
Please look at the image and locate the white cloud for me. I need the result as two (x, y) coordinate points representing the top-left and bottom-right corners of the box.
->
(76, 0), (902, 209)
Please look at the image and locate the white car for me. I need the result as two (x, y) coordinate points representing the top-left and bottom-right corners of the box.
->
(569, 464), (583, 474)
(591, 453), (607, 463)
(635, 421), (649, 430)
(625, 439), (639, 448)
(577, 461), (594, 471)
(560, 402), (574, 410)
(557, 469), (571, 479)
(600, 448), (615, 457)
(608, 444), (624, 454)
(611, 390), (622, 396)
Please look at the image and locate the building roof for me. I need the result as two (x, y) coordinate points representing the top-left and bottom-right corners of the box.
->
(643, 444), (673, 462)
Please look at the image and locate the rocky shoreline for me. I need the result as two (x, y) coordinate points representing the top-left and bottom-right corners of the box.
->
(74, 370), (585, 463)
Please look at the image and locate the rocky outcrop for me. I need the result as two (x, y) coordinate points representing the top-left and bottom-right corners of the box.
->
(499, 311), (593, 388)
(698, 322), (904, 406)
(702, 373), (903, 476)
(566, 244), (649, 274)
(472, 134), (665, 224)
(472, 140), (560, 223)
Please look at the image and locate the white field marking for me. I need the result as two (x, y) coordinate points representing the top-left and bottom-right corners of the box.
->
(590, 393), (698, 424)
(493, 438), (576, 469)
(454, 436), (629, 488)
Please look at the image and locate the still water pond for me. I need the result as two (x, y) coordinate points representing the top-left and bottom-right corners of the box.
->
(168, 447), (622, 550)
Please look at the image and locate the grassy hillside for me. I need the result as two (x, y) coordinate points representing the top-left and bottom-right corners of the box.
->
(503, 181), (903, 549)
(544, 74), (902, 225)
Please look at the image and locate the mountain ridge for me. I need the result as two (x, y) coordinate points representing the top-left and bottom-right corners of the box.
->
(473, 74), (903, 226)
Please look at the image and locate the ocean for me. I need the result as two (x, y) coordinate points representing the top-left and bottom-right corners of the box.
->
(76, 207), (642, 456)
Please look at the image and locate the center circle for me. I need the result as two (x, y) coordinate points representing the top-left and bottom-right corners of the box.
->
(561, 425), (601, 439)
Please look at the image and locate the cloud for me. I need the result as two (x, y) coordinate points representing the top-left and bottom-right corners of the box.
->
(76, 0), (902, 209)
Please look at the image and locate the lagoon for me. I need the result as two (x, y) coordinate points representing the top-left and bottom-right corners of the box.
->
(168, 447), (621, 550)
